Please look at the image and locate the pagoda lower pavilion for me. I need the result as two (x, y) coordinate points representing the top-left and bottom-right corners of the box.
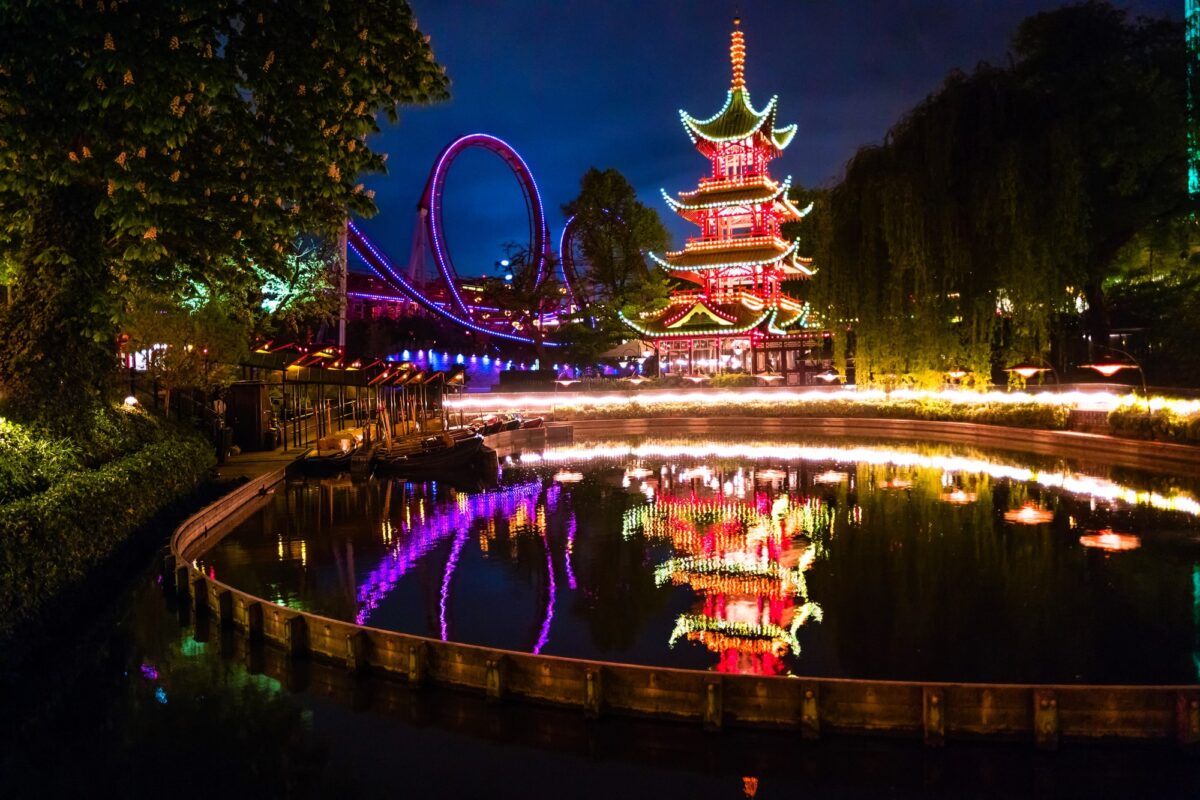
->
(621, 19), (829, 383)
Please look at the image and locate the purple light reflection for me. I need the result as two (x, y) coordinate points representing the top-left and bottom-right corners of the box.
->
(439, 529), (469, 641)
(355, 480), (543, 625)
(532, 530), (556, 654)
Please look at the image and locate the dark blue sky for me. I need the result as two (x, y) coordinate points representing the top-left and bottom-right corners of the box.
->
(358, 0), (1181, 278)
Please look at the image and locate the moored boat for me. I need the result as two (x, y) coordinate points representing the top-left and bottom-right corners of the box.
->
(300, 427), (365, 475)
(372, 431), (485, 475)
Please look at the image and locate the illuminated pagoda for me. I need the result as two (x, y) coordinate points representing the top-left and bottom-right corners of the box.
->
(621, 19), (827, 382)
(624, 467), (826, 676)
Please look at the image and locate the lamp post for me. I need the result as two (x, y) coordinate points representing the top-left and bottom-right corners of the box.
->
(1004, 356), (1059, 386)
(1081, 345), (1147, 396)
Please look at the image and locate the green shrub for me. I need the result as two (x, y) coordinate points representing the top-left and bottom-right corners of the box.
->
(708, 373), (757, 388)
(1108, 402), (1200, 444)
(0, 405), (179, 505)
(0, 435), (214, 638)
(0, 419), (79, 505)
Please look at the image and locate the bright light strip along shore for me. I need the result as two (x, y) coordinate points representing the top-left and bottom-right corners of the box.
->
(447, 387), (1125, 413)
(512, 441), (1200, 519)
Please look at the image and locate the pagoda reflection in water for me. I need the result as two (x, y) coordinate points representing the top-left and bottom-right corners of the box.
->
(624, 466), (832, 675)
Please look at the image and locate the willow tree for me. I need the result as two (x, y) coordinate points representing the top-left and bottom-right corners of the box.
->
(0, 1), (448, 419)
(813, 2), (1188, 386)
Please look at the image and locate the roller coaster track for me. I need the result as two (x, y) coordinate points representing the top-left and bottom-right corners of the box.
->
(348, 133), (593, 346)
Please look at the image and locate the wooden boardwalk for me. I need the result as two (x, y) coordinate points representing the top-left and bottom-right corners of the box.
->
(216, 445), (307, 482)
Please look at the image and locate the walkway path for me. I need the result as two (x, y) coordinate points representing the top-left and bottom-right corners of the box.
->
(216, 445), (306, 482)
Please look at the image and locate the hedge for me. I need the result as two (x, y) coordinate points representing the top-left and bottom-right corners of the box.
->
(0, 435), (215, 639)
(552, 398), (1072, 430)
(1108, 404), (1200, 445)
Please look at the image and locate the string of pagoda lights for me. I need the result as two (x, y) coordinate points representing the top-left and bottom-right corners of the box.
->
(668, 603), (822, 655)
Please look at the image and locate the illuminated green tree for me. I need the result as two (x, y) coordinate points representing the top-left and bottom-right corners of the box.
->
(0, 1), (448, 419)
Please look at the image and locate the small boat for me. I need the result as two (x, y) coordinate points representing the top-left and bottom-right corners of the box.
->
(468, 415), (504, 435)
(373, 431), (486, 475)
(300, 428), (365, 475)
(519, 416), (544, 429)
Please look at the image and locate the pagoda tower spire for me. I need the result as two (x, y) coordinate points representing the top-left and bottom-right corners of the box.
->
(730, 17), (746, 91)
(620, 14), (830, 382)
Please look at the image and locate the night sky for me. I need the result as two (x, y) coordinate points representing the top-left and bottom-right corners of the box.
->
(357, 0), (1181, 279)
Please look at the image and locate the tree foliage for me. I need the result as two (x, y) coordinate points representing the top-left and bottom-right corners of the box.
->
(122, 284), (251, 402)
(0, 0), (448, 416)
(559, 167), (671, 362)
(813, 1), (1189, 387)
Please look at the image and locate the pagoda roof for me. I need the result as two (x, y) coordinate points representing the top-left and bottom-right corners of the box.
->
(619, 296), (817, 340)
(680, 90), (797, 151)
(665, 176), (793, 212)
(650, 237), (802, 272)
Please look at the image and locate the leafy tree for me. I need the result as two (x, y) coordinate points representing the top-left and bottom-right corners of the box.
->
(559, 167), (671, 362)
(561, 168), (670, 306)
(480, 242), (565, 363)
(0, 1), (448, 420)
(122, 284), (250, 410)
(255, 244), (341, 343)
(812, 2), (1188, 386)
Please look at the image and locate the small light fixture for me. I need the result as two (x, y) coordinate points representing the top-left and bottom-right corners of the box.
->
(123, 395), (138, 407)
(1004, 360), (1050, 380)
(1081, 360), (1134, 378)
(946, 368), (967, 380)
(815, 368), (840, 383)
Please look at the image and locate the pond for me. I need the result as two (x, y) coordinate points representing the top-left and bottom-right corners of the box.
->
(198, 435), (1200, 684)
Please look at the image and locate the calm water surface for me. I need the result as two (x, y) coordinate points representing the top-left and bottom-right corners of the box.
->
(200, 435), (1200, 684)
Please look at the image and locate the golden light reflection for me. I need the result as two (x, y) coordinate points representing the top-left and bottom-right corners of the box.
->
(1078, 530), (1142, 551)
(1004, 502), (1054, 525)
(941, 490), (977, 505)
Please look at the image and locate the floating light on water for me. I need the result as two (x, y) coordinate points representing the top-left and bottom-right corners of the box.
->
(814, 470), (848, 485)
(1078, 529), (1142, 551)
(881, 477), (912, 490)
(942, 489), (977, 505)
(755, 469), (787, 482)
(553, 470), (584, 483)
(1004, 502), (1055, 525)
(625, 467), (654, 480)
